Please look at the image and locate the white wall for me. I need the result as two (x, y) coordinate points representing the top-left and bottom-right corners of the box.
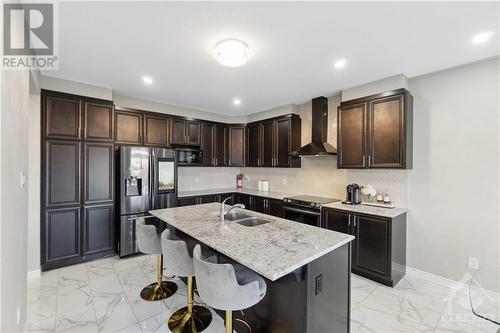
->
(341, 74), (409, 101)
(27, 91), (41, 274)
(407, 58), (499, 283)
(0, 67), (33, 332)
(41, 76), (112, 100)
(113, 94), (246, 124)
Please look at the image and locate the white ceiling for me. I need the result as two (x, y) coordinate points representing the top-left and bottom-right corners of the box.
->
(44, 1), (499, 115)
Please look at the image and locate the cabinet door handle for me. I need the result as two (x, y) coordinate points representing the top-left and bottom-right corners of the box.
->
(362, 156), (365, 166)
(368, 155), (371, 166)
(353, 217), (357, 229)
(348, 215), (351, 227)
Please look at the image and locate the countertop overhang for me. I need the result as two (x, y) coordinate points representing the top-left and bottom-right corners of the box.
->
(150, 203), (354, 281)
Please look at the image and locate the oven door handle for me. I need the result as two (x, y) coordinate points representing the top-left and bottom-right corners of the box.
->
(283, 206), (321, 216)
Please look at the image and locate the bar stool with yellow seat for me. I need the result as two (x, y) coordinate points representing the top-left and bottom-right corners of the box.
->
(161, 229), (213, 333)
(135, 217), (178, 301)
(192, 244), (267, 333)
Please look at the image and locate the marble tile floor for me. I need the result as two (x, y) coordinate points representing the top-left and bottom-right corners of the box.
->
(25, 255), (499, 333)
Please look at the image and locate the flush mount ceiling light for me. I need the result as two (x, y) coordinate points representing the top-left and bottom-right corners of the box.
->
(334, 58), (347, 69)
(214, 39), (249, 67)
(233, 98), (242, 106)
(142, 75), (153, 85)
(472, 31), (494, 45)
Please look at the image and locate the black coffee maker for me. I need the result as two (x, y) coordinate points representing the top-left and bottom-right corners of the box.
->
(343, 184), (361, 205)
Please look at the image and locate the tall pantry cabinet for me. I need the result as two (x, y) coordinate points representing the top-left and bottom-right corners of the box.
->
(41, 90), (115, 270)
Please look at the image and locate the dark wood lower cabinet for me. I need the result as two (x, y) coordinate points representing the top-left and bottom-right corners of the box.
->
(179, 193), (284, 218)
(84, 204), (114, 256)
(42, 207), (81, 268)
(322, 208), (406, 287)
(235, 193), (252, 209)
(253, 196), (266, 213)
(268, 199), (284, 218)
(178, 196), (198, 207)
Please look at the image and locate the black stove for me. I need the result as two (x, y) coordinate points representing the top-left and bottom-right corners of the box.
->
(282, 195), (340, 227)
(283, 195), (341, 210)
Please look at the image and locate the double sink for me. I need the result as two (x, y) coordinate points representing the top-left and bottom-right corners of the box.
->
(223, 211), (272, 227)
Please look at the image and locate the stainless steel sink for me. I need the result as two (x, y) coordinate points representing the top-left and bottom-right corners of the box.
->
(223, 211), (252, 221)
(234, 217), (272, 227)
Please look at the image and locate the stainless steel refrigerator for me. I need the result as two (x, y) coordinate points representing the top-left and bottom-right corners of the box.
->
(116, 147), (177, 257)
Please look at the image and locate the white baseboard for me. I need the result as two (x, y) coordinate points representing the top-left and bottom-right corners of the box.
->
(27, 269), (41, 280)
(405, 266), (466, 290)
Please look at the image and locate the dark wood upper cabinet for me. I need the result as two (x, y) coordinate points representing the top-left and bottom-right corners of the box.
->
(246, 123), (261, 167)
(369, 94), (410, 168)
(144, 115), (169, 147)
(84, 142), (113, 204)
(83, 102), (114, 141)
(115, 110), (143, 145)
(170, 119), (201, 145)
(44, 140), (81, 208)
(338, 89), (412, 169)
(170, 119), (186, 144)
(261, 120), (274, 167)
(201, 122), (215, 166)
(250, 114), (301, 168)
(275, 118), (292, 167)
(186, 121), (201, 145)
(338, 102), (367, 168)
(214, 124), (227, 167)
(201, 122), (227, 167)
(228, 126), (246, 166)
(44, 94), (81, 139)
(83, 204), (114, 256)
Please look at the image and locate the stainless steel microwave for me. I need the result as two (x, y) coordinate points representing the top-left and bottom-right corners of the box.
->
(176, 148), (203, 166)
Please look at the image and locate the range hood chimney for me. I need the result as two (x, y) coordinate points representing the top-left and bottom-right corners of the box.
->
(290, 96), (337, 156)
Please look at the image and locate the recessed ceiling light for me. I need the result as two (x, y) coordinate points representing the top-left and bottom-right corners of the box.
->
(214, 39), (249, 67)
(334, 58), (347, 69)
(142, 75), (153, 85)
(233, 98), (242, 106)
(472, 31), (494, 45)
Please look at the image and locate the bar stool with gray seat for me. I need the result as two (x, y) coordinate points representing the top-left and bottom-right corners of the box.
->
(193, 244), (267, 333)
(161, 229), (213, 333)
(135, 217), (178, 301)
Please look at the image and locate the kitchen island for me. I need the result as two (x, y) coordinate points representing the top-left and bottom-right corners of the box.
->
(150, 203), (354, 333)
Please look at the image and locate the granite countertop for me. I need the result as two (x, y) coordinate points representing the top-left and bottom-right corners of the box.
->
(178, 188), (293, 200)
(150, 203), (354, 281)
(323, 201), (407, 218)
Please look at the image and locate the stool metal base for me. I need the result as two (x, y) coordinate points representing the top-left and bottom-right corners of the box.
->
(168, 305), (212, 333)
(140, 280), (178, 301)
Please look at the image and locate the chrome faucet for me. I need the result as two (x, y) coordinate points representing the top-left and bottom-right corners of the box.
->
(220, 197), (245, 221)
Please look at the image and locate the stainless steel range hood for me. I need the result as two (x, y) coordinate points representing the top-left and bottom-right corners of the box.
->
(290, 96), (337, 156)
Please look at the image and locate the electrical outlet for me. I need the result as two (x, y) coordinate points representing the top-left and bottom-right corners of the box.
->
(468, 257), (479, 270)
(194, 177), (200, 184)
(315, 274), (323, 295)
(282, 177), (287, 185)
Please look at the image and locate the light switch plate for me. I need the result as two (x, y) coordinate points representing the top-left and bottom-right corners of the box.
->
(468, 257), (479, 270)
(20, 172), (26, 188)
